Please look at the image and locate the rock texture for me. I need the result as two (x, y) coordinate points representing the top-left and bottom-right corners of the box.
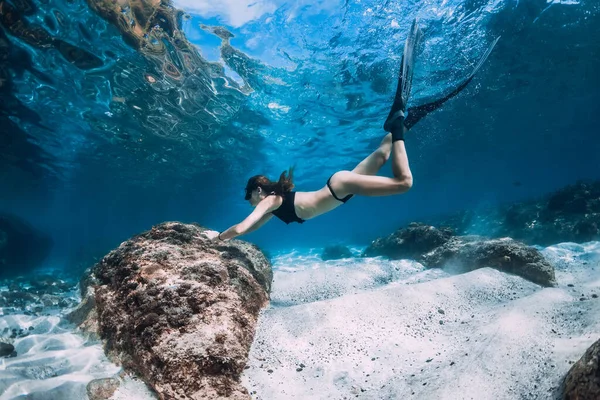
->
(364, 223), (556, 287)
(563, 338), (600, 400)
(71, 222), (272, 400)
(321, 245), (353, 261)
(422, 236), (556, 287)
(0, 213), (53, 279)
(363, 223), (454, 260)
(426, 181), (600, 246)
(86, 377), (120, 400)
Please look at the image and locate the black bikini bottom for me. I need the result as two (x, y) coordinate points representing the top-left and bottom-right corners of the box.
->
(327, 175), (353, 203)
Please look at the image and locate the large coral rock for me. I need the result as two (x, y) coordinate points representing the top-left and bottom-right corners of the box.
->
(363, 223), (555, 287)
(563, 338), (600, 400)
(70, 222), (272, 399)
(0, 213), (53, 279)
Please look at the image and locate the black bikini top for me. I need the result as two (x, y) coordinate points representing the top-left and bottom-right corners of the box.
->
(270, 191), (305, 224)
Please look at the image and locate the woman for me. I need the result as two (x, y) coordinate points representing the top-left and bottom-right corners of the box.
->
(204, 20), (498, 242)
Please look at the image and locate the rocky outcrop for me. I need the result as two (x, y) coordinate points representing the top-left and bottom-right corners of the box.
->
(0, 213), (53, 279)
(70, 222), (272, 400)
(563, 338), (600, 400)
(364, 223), (556, 287)
(321, 245), (353, 261)
(422, 236), (556, 287)
(363, 223), (454, 259)
(426, 181), (600, 246)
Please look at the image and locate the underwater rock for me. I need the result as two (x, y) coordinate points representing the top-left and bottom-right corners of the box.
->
(66, 285), (100, 341)
(0, 213), (53, 279)
(427, 181), (600, 246)
(422, 236), (556, 287)
(563, 338), (600, 400)
(86, 377), (120, 400)
(363, 223), (454, 259)
(72, 222), (272, 400)
(0, 342), (14, 357)
(364, 224), (555, 286)
(321, 245), (353, 261)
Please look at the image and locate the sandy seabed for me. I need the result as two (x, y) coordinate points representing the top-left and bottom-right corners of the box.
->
(0, 242), (598, 400)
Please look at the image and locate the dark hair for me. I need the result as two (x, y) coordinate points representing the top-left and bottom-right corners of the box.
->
(245, 167), (295, 200)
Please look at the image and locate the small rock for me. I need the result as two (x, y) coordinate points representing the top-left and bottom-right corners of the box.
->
(321, 245), (353, 261)
(0, 342), (15, 357)
(87, 377), (120, 400)
(438, 309), (445, 314)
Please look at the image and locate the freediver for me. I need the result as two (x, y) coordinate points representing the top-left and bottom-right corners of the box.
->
(203, 20), (499, 242)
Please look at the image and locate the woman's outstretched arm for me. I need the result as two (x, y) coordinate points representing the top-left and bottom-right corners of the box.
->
(216, 196), (279, 240)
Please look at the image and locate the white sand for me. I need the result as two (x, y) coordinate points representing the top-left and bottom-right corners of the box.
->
(0, 314), (120, 400)
(242, 242), (600, 399)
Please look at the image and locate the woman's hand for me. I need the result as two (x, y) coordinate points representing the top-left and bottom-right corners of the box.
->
(201, 230), (221, 240)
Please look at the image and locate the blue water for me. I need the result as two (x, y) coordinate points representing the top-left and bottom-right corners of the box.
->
(1, 0), (599, 265)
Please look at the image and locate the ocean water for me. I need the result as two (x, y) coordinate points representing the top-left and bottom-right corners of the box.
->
(1, 0), (598, 257)
(1, 0), (600, 398)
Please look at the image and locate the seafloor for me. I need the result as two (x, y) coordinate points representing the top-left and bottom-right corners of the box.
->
(0, 242), (598, 400)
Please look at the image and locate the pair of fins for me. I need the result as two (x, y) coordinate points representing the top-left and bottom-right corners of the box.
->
(384, 19), (500, 132)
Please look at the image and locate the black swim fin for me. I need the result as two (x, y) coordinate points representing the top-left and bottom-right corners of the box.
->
(403, 36), (500, 130)
(383, 18), (423, 135)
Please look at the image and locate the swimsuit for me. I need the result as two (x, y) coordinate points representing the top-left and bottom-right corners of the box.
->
(327, 175), (353, 203)
(270, 176), (353, 224)
(270, 191), (305, 224)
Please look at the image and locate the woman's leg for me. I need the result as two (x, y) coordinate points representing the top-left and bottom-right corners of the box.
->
(330, 124), (413, 197)
(329, 20), (419, 198)
(351, 133), (392, 176)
